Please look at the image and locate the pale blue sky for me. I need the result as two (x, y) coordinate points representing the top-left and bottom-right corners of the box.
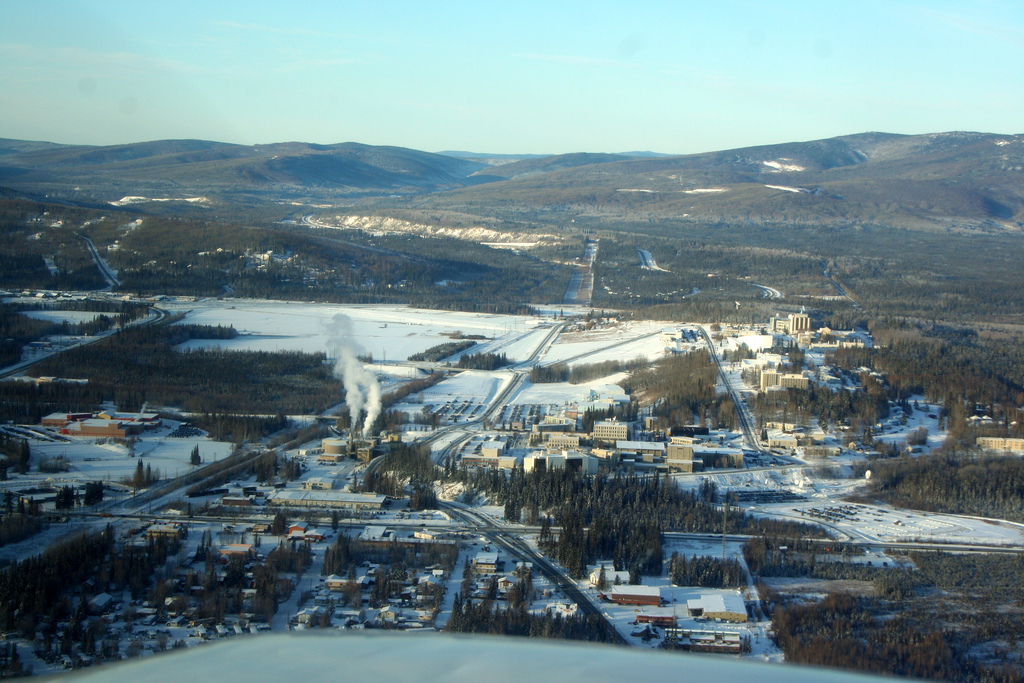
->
(1, 1), (1022, 154)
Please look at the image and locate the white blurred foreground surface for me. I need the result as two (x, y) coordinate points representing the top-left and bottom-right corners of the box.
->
(63, 632), (892, 682)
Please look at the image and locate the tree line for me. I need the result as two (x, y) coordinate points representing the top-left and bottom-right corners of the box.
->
(852, 452), (1024, 522)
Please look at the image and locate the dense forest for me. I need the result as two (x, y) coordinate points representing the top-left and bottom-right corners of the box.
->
(530, 357), (649, 385)
(766, 551), (1024, 681)
(454, 465), (824, 579)
(852, 453), (1024, 522)
(408, 340), (477, 362)
(751, 381), (890, 435)
(25, 323), (340, 418)
(446, 591), (617, 643)
(625, 350), (737, 430)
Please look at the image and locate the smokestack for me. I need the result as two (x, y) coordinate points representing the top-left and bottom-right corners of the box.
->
(328, 314), (383, 438)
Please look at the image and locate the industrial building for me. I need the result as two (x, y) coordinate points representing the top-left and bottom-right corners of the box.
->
(686, 593), (748, 622)
(543, 433), (582, 449)
(602, 585), (661, 606)
(61, 419), (145, 438)
(769, 312), (812, 335)
(321, 437), (347, 455)
(266, 490), (386, 510)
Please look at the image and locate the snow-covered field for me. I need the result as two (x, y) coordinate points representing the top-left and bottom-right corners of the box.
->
(15, 420), (233, 486)
(506, 375), (630, 406)
(418, 370), (508, 406)
(540, 321), (669, 366)
(165, 300), (544, 361)
(21, 310), (103, 324)
(674, 466), (1024, 547)
(163, 301), (679, 426)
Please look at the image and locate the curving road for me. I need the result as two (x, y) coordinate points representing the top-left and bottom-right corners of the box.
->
(751, 283), (783, 299)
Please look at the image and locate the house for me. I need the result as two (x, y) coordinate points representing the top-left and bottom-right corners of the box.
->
(549, 602), (578, 617)
(495, 575), (516, 592)
(325, 574), (357, 591)
(220, 544), (255, 560)
(288, 527), (324, 542)
(588, 567), (631, 587)
(88, 592), (114, 615)
(376, 605), (400, 625)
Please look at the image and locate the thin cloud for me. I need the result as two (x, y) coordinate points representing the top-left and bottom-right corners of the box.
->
(916, 6), (1024, 49)
(513, 52), (644, 69)
(0, 42), (212, 78)
(213, 20), (408, 47)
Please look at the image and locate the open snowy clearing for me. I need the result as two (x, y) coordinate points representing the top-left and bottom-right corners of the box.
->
(165, 299), (543, 361)
(14, 420), (233, 486)
(540, 321), (670, 366)
(21, 310), (104, 324)
(507, 375), (630, 406)
(677, 466), (1024, 547)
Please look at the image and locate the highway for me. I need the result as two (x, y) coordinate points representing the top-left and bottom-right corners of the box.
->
(751, 283), (783, 299)
(821, 262), (858, 308)
(0, 304), (168, 380)
(443, 502), (628, 644)
(695, 325), (766, 454)
(77, 233), (121, 289)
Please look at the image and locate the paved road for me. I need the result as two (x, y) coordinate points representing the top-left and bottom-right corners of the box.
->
(0, 305), (168, 379)
(77, 233), (121, 288)
(696, 325), (766, 454)
(751, 283), (783, 299)
(822, 262), (858, 307)
(538, 329), (663, 369)
(443, 502), (628, 644)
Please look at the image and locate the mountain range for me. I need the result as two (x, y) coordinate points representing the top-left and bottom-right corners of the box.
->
(0, 132), (1021, 231)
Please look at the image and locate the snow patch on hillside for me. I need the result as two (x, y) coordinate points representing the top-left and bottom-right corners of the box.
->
(764, 184), (809, 193)
(763, 159), (805, 172)
(110, 196), (208, 206)
(323, 215), (560, 247)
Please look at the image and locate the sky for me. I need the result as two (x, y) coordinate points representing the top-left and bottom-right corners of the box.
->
(1, 1), (1022, 155)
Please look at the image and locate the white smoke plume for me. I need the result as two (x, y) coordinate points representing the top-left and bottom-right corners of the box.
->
(327, 314), (382, 437)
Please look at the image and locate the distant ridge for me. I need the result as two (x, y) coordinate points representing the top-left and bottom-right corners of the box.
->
(0, 131), (1020, 231)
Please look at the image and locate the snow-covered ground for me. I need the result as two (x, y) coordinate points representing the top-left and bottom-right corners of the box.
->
(165, 300), (544, 361)
(7, 419), (233, 488)
(21, 310), (104, 324)
(506, 375), (630, 406)
(540, 321), (669, 366)
(674, 466), (1024, 547)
